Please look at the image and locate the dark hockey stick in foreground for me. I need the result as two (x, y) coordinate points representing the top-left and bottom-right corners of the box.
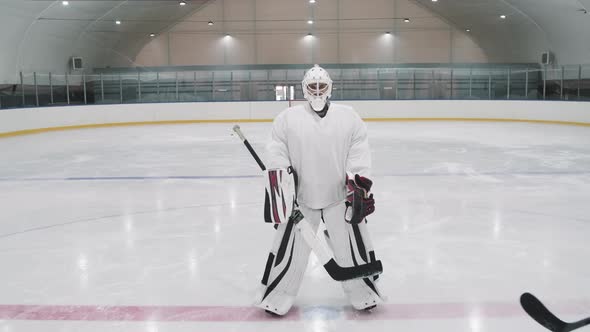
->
(520, 292), (590, 332)
(232, 124), (383, 281)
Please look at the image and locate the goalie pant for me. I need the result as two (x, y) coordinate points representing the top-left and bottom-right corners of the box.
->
(256, 201), (383, 315)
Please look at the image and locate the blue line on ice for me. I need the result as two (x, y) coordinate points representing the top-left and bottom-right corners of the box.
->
(0, 170), (589, 182)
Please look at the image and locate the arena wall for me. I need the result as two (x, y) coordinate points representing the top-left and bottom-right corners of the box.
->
(1, 100), (589, 137)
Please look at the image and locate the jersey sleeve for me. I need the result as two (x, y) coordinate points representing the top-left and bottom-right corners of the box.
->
(346, 112), (371, 178)
(266, 111), (291, 169)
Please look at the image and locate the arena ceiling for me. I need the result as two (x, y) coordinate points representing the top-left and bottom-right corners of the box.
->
(0, 0), (588, 82)
(412, 0), (590, 64)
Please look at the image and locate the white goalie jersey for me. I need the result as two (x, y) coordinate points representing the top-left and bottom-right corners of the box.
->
(266, 103), (371, 210)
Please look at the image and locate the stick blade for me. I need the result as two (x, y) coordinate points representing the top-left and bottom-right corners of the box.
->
(323, 259), (383, 281)
(520, 292), (568, 332)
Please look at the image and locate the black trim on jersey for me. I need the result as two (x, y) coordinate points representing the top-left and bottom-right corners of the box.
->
(315, 101), (330, 118)
(262, 239), (295, 301)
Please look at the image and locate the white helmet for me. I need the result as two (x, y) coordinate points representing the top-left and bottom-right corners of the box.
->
(302, 64), (333, 111)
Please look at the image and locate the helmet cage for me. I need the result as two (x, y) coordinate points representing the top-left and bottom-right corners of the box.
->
(302, 65), (333, 111)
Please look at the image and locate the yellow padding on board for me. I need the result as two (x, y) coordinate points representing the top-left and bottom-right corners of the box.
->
(364, 118), (590, 126)
(0, 117), (589, 138)
(0, 119), (272, 138)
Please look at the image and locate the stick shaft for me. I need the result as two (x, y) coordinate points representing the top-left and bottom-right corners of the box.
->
(244, 140), (266, 171)
(233, 125), (266, 171)
(296, 216), (331, 264)
(570, 318), (590, 332)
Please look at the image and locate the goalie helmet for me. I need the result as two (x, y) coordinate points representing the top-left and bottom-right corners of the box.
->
(302, 64), (333, 112)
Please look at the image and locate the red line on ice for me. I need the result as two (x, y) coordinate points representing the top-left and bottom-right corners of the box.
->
(0, 300), (588, 322)
(0, 305), (300, 321)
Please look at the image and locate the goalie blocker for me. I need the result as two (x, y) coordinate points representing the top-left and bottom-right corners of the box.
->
(264, 167), (297, 224)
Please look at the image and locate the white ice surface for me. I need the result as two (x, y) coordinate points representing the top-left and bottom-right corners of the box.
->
(1, 121), (590, 331)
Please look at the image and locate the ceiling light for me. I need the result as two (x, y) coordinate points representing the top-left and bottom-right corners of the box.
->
(500, 15), (506, 19)
(307, 32), (313, 36)
(432, 0), (438, 2)
(466, 29), (471, 32)
(309, 0), (316, 3)
(307, 20), (313, 24)
(115, 20), (121, 25)
(62, 1), (69, 5)
(403, 18), (410, 23)
(385, 31), (391, 34)
(208, 21), (214, 26)
(179, 1), (187, 6)
(150, 33), (156, 37)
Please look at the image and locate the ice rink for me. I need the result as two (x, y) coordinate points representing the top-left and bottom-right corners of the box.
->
(1, 120), (590, 332)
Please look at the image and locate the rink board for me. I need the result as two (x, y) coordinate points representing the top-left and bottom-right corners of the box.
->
(1, 100), (589, 137)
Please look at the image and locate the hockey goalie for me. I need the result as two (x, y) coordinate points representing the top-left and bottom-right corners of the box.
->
(255, 64), (384, 316)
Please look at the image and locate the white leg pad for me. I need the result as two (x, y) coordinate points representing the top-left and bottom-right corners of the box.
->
(321, 202), (384, 310)
(255, 288), (296, 315)
(342, 278), (383, 310)
(255, 208), (321, 315)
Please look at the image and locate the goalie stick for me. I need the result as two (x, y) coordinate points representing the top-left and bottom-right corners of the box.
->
(232, 124), (383, 281)
(520, 292), (590, 332)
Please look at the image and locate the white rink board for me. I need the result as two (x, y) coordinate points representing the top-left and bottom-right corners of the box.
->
(347, 100), (590, 123)
(1, 100), (589, 135)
